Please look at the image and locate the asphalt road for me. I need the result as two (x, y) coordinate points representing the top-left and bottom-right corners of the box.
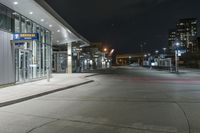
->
(0, 66), (200, 133)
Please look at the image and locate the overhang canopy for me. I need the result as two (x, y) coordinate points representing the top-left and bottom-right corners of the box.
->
(0, 0), (89, 46)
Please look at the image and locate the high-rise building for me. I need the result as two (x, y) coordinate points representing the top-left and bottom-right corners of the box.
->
(176, 18), (198, 52)
(168, 29), (177, 51)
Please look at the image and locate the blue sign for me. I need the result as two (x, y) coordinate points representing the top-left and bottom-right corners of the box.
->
(13, 33), (39, 40)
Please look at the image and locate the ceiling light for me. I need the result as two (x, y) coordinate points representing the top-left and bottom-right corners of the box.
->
(13, 1), (18, 5)
(67, 29), (71, 33)
(57, 30), (60, 32)
(29, 12), (33, 15)
(57, 40), (60, 43)
(41, 19), (44, 22)
(12, 12), (17, 15)
(49, 25), (52, 27)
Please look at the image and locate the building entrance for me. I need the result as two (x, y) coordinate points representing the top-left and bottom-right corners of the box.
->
(52, 52), (67, 73)
(15, 47), (32, 83)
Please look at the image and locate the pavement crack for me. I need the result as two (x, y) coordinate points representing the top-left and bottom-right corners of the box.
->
(60, 118), (177, 133)
(26, 119), (60, 133)
(175, 102), (191, 133)
(162, 90), (191, 133)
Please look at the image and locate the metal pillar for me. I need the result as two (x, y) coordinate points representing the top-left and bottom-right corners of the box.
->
(175, 50), (178, 73)
(67, 42), (72, 73)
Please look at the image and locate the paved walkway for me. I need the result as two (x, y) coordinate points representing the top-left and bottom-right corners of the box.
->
(0, 73), (95, 107)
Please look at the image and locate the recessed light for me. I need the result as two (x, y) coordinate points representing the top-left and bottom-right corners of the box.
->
(13, 1), (18, 5)
(49, 25), (52, 27)
(67, 29), (71, 33)
(29, 12), (33, 15)
(12, 12), (17, 15)
(57, 30), (60, 32)
(41, 19), (44, 22)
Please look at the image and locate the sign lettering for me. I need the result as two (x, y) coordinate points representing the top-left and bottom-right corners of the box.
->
(13, 33), (39, 41)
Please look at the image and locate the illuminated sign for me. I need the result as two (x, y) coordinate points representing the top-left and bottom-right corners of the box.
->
(13, 33), (39, 40)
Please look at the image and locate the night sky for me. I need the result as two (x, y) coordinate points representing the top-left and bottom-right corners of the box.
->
(45, 0), (200, 53)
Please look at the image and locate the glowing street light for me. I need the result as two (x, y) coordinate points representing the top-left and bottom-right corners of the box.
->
(174, 42), (180, 73)
(163, 48), (167, 54)
(155, 50), (159, 54)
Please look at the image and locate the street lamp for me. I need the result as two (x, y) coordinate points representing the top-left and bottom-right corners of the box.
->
(163, 48), (166, 54)
(128, 56), (132, 64)
(155, 50), (159, 54)
(162, 48), (167, 58)
(174, 42), (180, 73)
(103, 48), (107, 52)
(155, 50), (159, 58)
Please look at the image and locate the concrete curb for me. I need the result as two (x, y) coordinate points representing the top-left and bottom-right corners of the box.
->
(0, 80), (94, 108)
(84, 73), (101, 78)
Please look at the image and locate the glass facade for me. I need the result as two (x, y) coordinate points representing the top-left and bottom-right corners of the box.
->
(0, 4), (12, 32)
(0, 3), (52, 83)
(52, 52), (67, 73)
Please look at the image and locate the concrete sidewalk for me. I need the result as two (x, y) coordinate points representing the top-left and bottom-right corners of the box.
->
(0, 73), (96, 107)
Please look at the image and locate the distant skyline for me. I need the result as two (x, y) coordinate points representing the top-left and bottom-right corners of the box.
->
(45, 0), (200, 53)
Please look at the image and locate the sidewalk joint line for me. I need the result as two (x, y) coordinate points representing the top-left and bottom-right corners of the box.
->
(0, 80), (94, 108)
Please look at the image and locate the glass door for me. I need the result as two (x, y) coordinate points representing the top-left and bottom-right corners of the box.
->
(16, 49), (32, 82)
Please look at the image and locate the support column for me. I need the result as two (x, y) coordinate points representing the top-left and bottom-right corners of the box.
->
(67, 42), (72, 73)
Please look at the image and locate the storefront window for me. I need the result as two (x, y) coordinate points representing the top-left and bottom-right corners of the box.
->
(45, 30), (51, 44)
(0, 4), (6, 30)
(41, 28), (45, 44)
(21, 16), (26, 33)
(26, 20), (32, 33)
(6, 8), (12, 32)
(0, 4), (15, 32)
(32, 22), (37, 33)
(14, 13), (20, 33)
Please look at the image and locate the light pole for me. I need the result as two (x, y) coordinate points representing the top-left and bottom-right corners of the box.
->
(128, 56), (132, 64)
(155, 50), (159, 57)
(163, 48), (166, 56)
(143, 54), (147, 66)
(174, 42), (180, 73)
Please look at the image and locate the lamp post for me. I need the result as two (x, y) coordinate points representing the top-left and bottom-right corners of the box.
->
(163, 48), (166, 56)
(155, 50), (159, 54)
(143, 54), (147, 66)
(174, 42), (180, 73)
(128, 56), (132, 65)
(155, 50), (159, 58)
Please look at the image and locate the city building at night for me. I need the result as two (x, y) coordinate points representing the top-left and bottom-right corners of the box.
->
(176, 18), (198, 52)
(0, 0), (89, 86)
(168, 29), (177, 51)
(168, 18), (198, 53)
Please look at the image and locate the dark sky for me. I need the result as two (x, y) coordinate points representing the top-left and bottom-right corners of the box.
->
(45, 0), (200, 53)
